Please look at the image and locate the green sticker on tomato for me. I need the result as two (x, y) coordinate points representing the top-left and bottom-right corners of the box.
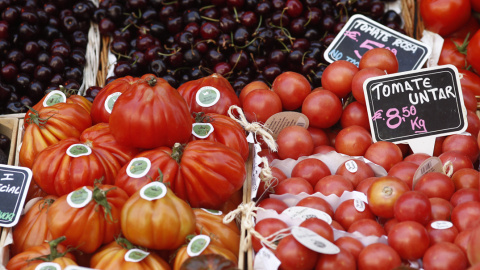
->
(140, 182), (167, 201)
(192, 123), (214, 139)
(67, 186), (93, 208)
(187, 235), (211, 257)
(66, 144), (92, 157)
(105, 92), (122, 114)
(195, 86), (220, 107)
(35, 262), (61, 270)
(43, 90), (67, 107)
(125, 249), (150, 262)
(126, 158), (151, 178)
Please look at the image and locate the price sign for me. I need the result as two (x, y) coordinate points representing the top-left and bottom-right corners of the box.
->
(324, 14), (430, 72)
(0, 164), (32, 227)
(363, 65), (467, 152)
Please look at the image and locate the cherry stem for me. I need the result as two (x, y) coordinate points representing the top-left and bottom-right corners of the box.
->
(201, 16), (219, 22)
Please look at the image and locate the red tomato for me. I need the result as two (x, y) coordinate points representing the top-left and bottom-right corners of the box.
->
(438, 37), (469, 70)
(461, 86), (478, 112)
(307, 127), (330, 147)
(430, 197), (454, 221)
(459, 68), (480, 95)
(276, 126), (314, 160)
(110, 74), (193, 149)
(355, 176), (378, 195)
(357, 243), (402, 270)
(191, 112), (249, 161)
(427, 220), (459, 245)
(367, 176), (410, 219)
(340, 102), (370, 130)
(48, 185), (129, 253)
(335, 159), (375, 188)
(271, 71), (311, 110)
(442, 134), (479, 163)
(451, 188), (480, 207)
(313, 145), (336, 155)
(358, 48), (398, 74)
(321, 60), (358, 98)
(403, 152), (431, 165)
(334, 199), (375, 230)
(414, 172), (456, 201)
(257, 166), (287, 198)
(467, 224), (480, 265)
(422, 242), (468, 270)
(455, 228), (473, 254)
(296, 196), (334, 218)
(452, 168), (480, 190)
(291, 158), (331, 187)
(32, 123), (139, 196)
(467, 29), (480, 73)
(420, 0), (471, 36)
(257, 198), (289, 214)
(302, 90), (343, 129)
(394, 190), (432, 225)
(451, 201), (480, 231)
(90, 76), (138, 124)
(275, 235), (318, 270)
(434, 136), (447, 156)
(177, 73), (240, 116)
(331, 220), (346, 231)
(239, 80), (269, 106)
(387, 161), (419, 189)
(258, 148), (280, 163)
(439, 151), (474, 174)
(447, 15), (480, 40)
(383, 218), (399, 235)
(314, 175), (354, 197)
(334, 125), (372, 157)
(300, 218), (334, 242)
(388, 221), (430, 260)
(364, 141), (403, 172)
(173, 241), (237, 269)
(275, 177), (313, 195)
(466, 110), (480, 136)
(243, 89), (282, 124)
(348, 219), (386, 237)
(351, 67), (385, 105)
(252, 218), (289, 252)
(315, 247), (356, 270)
(334, 236), (364, 260)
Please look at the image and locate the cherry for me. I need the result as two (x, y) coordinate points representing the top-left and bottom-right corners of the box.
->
(200, 22), (221, 39)
(214, 62), (232, 76)
(286, 0), (303, 18)
(256, 1), (272, 15)
(263, 63), (281, 82)
(7, 49), (24, 64)
(65, 66), (82, 82)
(34, 65), (53, 82)
(241, 11), (258, 28)
(183, 9), (201, 24)
(150, 59), (167, 76)
(21, 10), (39, 24)
(20, 59), (35, 74)
(1, 63), (18, 82)
(99, 18), (115, 35)
(48, 55), (65, 73)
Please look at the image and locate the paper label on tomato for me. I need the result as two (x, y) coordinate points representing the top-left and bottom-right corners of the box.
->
(201, 208), (223, 215)
(140, 182), (167, 201)
(192, 123), (214, 139)
(196, 86), (220, 107)
(292, 226), (340, 254)
(354, 199), (366, 212)
(124, 249), (150, 262)
(66, 144), (92, 158)
(104, 92), (122, 114)
(345, 160), (358, 173)
(126, 157), (151, 178)
(264, 112), (310, 139)
(67, 186), (93, 208)
(43, 90), (67, 107)
(35, 262), (61, 270)
(282, 206), (332, 224)
(255, 247), (281, 270)
(412, 157), (444, 188)
(431, 220), (453, 230)
(187, 235), (210, 257)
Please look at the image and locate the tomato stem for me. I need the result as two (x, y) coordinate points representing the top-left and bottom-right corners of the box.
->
(92, 185), (116, 223)
(171, 143), (185, 163)
(146, 76), (157, 87)
(116, 237), (137, 250)
(194, 112), (213, 123)
(28, 236), (68, 262)
(382, 186), (393, 196)
(24, 105), (56, 129)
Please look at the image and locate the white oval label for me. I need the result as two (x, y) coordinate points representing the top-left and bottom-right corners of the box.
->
(195, 86), (220, 107)
(201, 208), (223, 215)
(140, 182), (167, 201)
(67, 186), (93, 208)
(124, 249), (150, 262)
(431, 220), (453, 230)
(35, 262), (61, 270)
(187, 235), (211, 257)
(344, 160), (358, 173)
(354, 199), (365, 212)
(291, 226), (340, 254)
(282, 206), (332, 224)
(66, 144), (92, 158)
(126, 157), (152, 178)
(104, 92), (122, 114)
(43, 90), (67, 107)
(192, 123), (214, 139)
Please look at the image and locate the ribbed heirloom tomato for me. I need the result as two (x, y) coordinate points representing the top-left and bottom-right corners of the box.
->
(109, 74), (192, 149)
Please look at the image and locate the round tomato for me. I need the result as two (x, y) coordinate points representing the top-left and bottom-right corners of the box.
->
(467, 29), (480, 73)
(300, 218), (334, 242)
(314, 175), (354, 197)
(291, 158), (331, 187)
(394, 191), (432, 225)
(340, 101), (370, 130)
(257, 198), (289, 214)
(47, 185), (129, 253)
(439, 151), (474, 174)
(367, 176), (409, 219)
(302, 90), (343, 129)
(315, 247), (356, 270)
(388, 221), (430, 260)
(257, 166), (287, 198)
(32, 123), (138, 196)
(459, 68), (480, 95)
(334, 237), (364, 260)
(177, 73), (240, 116)
(451, 201), (480, 231)
(239, 80), (270, 106)
(422, 242), (468, 270)
(403, 152), (431, 165)
(467, 224), (480, 265)
(357, 243), (401, 270)
(426, 220), (459, 245)
(275, 177), (313, 195)
(121, 183), (196, 250)
(414, 172), (456, 201)
(348, 219), (386, 237)
(335, 159), (375, 188)
(252, 218), (289, 252)
(307, 127), (330, 147)
(191, 112), (249, 161)
(19, 102), (92, 169)
(420, 0), (471, 37)
(450, 188), (480, 207)
(275, 235), (318, 270)
(438, 37), (469, 70)
(110, 74), (193, 149)
(296, 196), (334, 218)
(91, 239), (171, 270)
(452, 168), (480, 190)
(387, 161), (419, 189)
(442, 134), (479, 163)
(242, 89), (282, 124)
(321, 60), (358, 98)
(351, 67), (385, 105)
(276, 126), (314, 160)
(364, 141), (403, 172)
(271, 71), (311, 110)
(359, 48), (398, 74)
(334, 199), (376, 230)
(334, 125), (372, 157)
(430, 197), (454, 221)
(355, 176), (378, 194)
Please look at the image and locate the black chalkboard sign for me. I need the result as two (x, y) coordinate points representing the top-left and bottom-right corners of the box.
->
(0, 165), (32, 227)
(363, 65), (467, 143)
(324, 14), (430, 72)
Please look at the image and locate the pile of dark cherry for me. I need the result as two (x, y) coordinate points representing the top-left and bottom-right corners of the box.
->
(0, 0), (93, 114)
(85, 0), (403, 99)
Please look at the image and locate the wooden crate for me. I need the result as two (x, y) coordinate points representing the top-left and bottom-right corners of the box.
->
(0, 118), (19, 166)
